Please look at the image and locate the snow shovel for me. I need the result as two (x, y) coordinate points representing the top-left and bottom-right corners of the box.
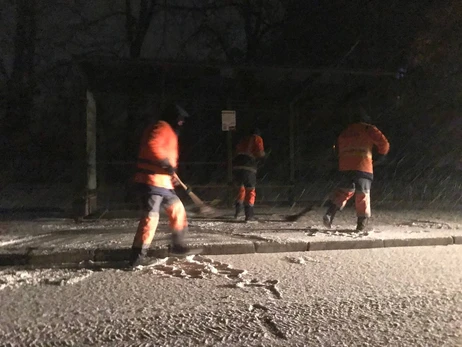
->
(284, 194), (330, 222)
(173, 173), (217, 216)
(284, 203), (316, 222)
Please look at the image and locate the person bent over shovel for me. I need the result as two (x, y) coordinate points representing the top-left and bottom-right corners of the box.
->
(129, 104), (199, 267)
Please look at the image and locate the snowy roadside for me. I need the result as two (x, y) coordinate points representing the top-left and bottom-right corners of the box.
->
(0, 207), (460, 268)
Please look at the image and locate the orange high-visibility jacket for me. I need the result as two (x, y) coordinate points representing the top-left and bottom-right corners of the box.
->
(233, 135), (265, 172)
(337, 122), (389, 173)
(134, 121), (178, 189)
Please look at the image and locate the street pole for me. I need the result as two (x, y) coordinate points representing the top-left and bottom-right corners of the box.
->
(222, 108), (236, 207)
(227, 129), (233, 207)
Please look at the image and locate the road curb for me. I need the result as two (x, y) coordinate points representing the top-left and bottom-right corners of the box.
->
(28, 249), (95, 266)
(309, 239), (384, 251)
(202, 242), (256, 255)
(94, 248), (132, 262)
(0, 236), (459, 266)
(383, 236), (454, 248)
(254, 241), (308, 253)
(0, 250), (28, 266)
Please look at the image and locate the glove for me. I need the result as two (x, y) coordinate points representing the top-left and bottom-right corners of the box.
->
(374, 154), (387, 166)
(159, 158), (176, 175)
(258, 149), (271, 163)
(172, 175), (181, 187)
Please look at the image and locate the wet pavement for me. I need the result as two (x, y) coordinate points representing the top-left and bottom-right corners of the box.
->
(0, 246), (461, 346)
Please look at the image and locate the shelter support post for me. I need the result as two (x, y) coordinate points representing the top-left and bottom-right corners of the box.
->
(72, 90), (98, 218)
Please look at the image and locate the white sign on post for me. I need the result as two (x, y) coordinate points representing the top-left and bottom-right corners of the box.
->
(221, 110), (236, 131)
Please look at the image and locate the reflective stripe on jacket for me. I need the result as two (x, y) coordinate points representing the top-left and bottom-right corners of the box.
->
(134, 121), (178, 189)
(232, 135), (265, 171)
(338, 122), (389, 173)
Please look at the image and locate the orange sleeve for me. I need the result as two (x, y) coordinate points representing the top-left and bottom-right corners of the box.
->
(368, 126), (390, 155)
(253, 135), (265, 158)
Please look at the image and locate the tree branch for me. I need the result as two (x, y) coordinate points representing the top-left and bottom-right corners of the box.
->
(125, 0), (135, 43)
(36, 10), (126, 47)
(196, 24), (233, 61)
(155, 0), (169, 59)
(137, 0), (157, 44)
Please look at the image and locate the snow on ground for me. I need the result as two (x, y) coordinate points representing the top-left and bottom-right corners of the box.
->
(0, 255), (250, 291)
(0, 267), (94, 290)
(133, 255), (247, 280)
(0, 247), (461, 346)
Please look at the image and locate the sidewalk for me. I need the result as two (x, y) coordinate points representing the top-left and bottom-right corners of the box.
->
(1, 207), (461, 266)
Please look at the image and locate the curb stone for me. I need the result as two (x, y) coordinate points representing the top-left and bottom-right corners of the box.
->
(201, 242), (256, 255)
(383, 236), (454, 248)
(309, 239), (384, 251)
(93, 247), (170, 262)
(254, 241), (308, 253)
(28, 249), (95, 266)
(94, 248), (132, 262)
(453, 235), (462, 244)
(0, 250), (28, 266)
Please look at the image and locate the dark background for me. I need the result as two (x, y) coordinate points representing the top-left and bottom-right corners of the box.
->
(1, 0), (461, 210)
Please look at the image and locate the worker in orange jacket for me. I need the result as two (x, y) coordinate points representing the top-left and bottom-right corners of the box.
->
(323, 105), (390, 231)
(129, 104), (195, 267)
(232, 128), (266, 222)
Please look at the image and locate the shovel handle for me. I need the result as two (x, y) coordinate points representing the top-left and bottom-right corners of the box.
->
(173, 173), (189, 191)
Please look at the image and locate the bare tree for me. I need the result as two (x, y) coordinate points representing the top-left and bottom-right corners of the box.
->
(233, 0), (288, 63)
(177, 0), (289, 64)
(125, 0), (158, 58)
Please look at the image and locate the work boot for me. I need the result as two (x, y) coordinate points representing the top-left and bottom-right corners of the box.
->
(356, 217), (369, 231)
(169, 233), (202, 256)
(244, 205), (257, 223)
(323, 202), (338, 228)
(128, 247), (149, 268)
(234, 201), (243, 219)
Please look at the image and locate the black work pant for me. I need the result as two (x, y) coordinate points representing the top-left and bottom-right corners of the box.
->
(331, 171), (373, 217)
(233, 169), (257, 206)
(132, 183), (188, 251)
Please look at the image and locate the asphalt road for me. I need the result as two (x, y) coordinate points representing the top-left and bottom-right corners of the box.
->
(1, 246), (461, 346)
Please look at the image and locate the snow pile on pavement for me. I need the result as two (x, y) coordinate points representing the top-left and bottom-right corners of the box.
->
(285, 255), (321, 264)
(135, 255), (247, 280)
(233, 278), (282, 299)
(132, 255), (284, 300)
(396, 220), (452, 229)
(0, 268), (94, 290)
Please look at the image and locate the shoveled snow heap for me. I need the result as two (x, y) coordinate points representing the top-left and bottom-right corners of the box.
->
(0, 268), (94, 290)
(133, 254), (247, 280)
